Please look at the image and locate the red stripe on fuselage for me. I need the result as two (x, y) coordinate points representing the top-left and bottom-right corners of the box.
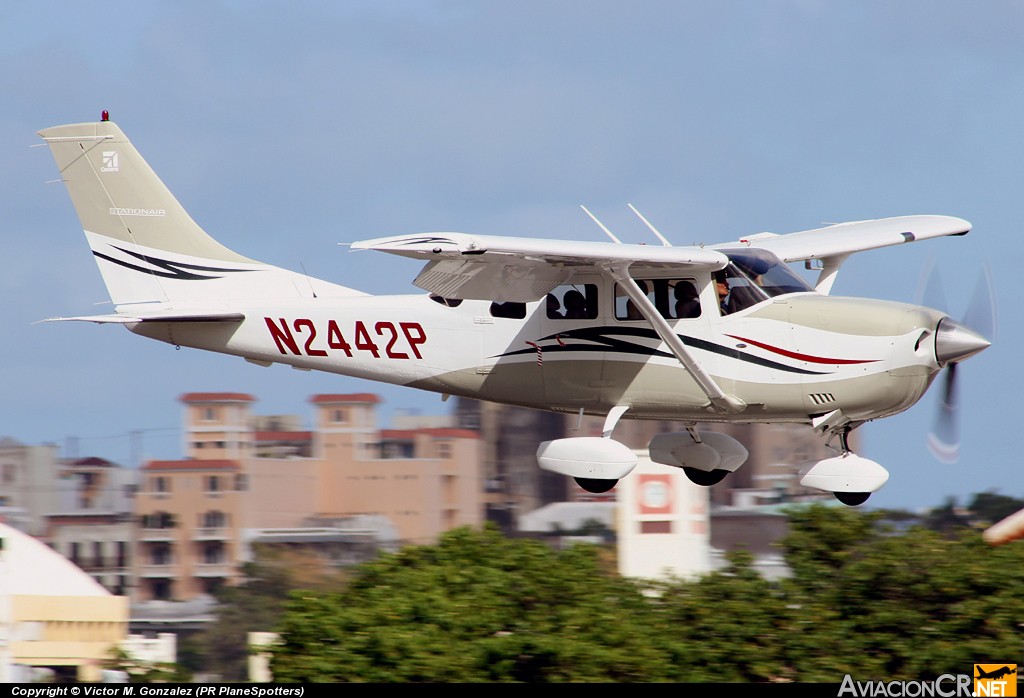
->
(725, 335), (879, 365)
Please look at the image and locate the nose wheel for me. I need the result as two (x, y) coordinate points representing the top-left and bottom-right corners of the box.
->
(802, 422), (885, 506)
(832, 428), (870, 506)
(575, 477), (617, 494)
(834, 491), (870, 506)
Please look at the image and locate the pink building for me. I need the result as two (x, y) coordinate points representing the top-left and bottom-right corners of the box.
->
(132, 392), (484, 601)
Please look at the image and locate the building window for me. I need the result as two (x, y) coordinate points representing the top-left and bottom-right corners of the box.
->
(203, 407), (216, 421)
(141, 512), (176, 529)
(151, 544), (172, 566)
(203, 542), (225, 564)
(437, 441), (452, 459)
(205, 476), (221, 493)
(69, 542), (81, 565)
(202, 578), (224, 595)
(332, 408), (347, 424)
(116, 541), (128, 568)
(2, 464), (15, 484)
(153, 476), (170, 493)
(151, 579), (172, 601)
(92, 541), (103, 568)
(235, 473), (248, 491)
(202, 510), (227, 528)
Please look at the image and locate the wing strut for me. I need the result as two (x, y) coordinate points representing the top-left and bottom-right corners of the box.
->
(607, 266), (745, 414)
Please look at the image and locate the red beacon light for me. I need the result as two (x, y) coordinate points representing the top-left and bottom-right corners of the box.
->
(101, 110), (109, 122)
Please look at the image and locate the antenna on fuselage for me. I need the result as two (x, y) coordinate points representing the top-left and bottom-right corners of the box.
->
(580, 205), (622, 244)
(628, 203), (672, 247)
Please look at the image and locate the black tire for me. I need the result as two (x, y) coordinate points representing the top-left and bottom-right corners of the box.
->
(574, 477), (618, 494)
(835, 491), (870, 506)
(682, 467), (729, 486)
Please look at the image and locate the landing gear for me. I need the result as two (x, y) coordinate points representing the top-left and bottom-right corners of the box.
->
(575, 477), (618, 494)
(801, 420), (890, 506)
(835, 491), (870, 506)
(683, 467), (730, 487)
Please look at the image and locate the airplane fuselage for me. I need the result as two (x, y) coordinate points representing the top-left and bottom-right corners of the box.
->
(131, 287), (945, 426)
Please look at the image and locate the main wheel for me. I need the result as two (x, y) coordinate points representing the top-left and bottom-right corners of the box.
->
(683, 467), (729, 487)
(574, 477), (618, 494)
(835, 491), (870, 506)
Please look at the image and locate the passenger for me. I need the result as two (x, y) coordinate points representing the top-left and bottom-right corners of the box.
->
(624, 280), (649, 320)
(674, 281), (700, 319)
(564, 289), (588, 319)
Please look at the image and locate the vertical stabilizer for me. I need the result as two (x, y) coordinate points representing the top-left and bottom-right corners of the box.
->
(38, 117), (360, 309)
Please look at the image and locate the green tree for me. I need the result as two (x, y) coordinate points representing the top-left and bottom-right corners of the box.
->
(271, 525), (670, 682)
(780, 505), (1024, 680)
(267, 506), (1024, 683)
(968, 491), (1024, 526)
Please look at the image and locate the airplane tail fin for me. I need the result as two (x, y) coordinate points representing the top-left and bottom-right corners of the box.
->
(38, 116), (360, 310)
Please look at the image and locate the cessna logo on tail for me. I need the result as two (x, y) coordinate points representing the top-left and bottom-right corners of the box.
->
(101, 150), (118, 172)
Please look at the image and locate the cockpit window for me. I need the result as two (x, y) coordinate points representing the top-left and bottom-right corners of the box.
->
(717, 248), (814, 314)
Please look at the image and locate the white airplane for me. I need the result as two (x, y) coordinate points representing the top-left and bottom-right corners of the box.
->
(37, 113), (993, 505)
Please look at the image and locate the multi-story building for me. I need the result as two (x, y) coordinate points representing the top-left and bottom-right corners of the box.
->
(44, 457), (137, 596)
(130, 392), (483, 601)
(134, 458), (242, 601)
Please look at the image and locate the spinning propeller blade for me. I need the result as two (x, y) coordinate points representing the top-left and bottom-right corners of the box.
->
(924, 264), (995, 464)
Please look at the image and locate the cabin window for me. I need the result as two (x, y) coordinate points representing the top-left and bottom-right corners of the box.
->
(615, 279), (701, 320)
(546, 283), (598, 319)
(490, 301), (526, 319)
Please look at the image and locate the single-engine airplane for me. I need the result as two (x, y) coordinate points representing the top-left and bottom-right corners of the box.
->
(37, 113), (993, 505)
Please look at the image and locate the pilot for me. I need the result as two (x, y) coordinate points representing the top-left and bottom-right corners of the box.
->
(564, 289), (588, 319)
(714, 271), (731, 314)
(674, 280), (700, 319)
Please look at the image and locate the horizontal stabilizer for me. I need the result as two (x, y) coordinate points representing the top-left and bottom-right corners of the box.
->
(40, 311), (245, 324)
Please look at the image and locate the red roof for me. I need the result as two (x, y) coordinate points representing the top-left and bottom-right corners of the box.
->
(180, 392), (256, 403)
(309, 393), (382, 405)
(143, 459), (241, 471)
(254, 431), (313, 441)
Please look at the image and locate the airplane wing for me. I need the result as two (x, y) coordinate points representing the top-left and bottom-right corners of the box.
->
(350, 232), (728, 302)
(708, 215), (971, 263)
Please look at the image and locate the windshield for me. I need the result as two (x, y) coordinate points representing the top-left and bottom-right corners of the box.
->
(721, 248), (814, 297)
(715, 248), (814, 314)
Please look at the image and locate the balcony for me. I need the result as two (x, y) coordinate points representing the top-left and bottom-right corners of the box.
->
(138, 563), (177, 578)
(194, 527), (231, 541)
(138, 529), (176, 543)
(193, 562), (233, 578)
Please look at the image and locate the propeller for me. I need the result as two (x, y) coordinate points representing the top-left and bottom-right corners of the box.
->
(920, 260), (996, 464)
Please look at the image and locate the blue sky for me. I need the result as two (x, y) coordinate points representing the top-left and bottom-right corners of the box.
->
(1, 1), (1016, 511)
